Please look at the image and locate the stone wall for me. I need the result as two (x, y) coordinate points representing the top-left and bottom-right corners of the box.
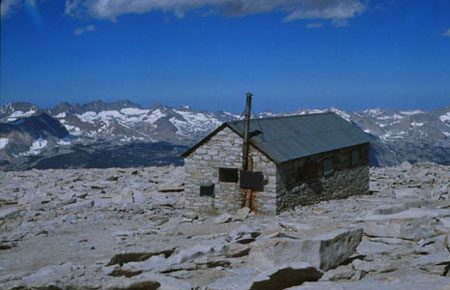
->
(185, 127), (370, 214)
(184, 126), (277, 214)
(276, 143), (370, 212)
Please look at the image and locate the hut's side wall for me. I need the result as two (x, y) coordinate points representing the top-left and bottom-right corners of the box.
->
(184, 126), (277, 214)
(276, 143), (370, 213)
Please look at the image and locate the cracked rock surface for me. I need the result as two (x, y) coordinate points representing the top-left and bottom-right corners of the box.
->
(1, 162), (450, 289)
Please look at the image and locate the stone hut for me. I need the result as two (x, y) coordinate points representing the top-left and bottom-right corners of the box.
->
(182, 112), (371, 214)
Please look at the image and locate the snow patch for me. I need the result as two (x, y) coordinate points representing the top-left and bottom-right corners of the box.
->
(172, 110), (222, 136)
(54, 112), (67, 118)
(440, 112), (450, 124)
(380, 130), (408, 141)
(7, 109), (36, 122)
(57, 138), (71, 145)
(224, 111), (241, 119)
(6, 111), (35, 122)
(76, 110), (124, 124)
(411, 122), (424, 127)
(20, 138), (48, 156)
(0, 138), (9, 150)
(120, 108), (150, 115)
(400, 110), (425, 115)
(363, 108), (384, 116)
(63, 123), (82, 136)
(119, 136), (146, 142)
(145, 109), (166, 123)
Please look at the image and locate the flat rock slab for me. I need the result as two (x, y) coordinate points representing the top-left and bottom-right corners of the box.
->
(207, 274), (255, 290)
(0, 207), (21, 220)
(9, 262), (85, 290)
(362, 208), (450, 221)
(249, 228), (363, 271)
(356, 239), (399, 256)
(105, 273), (190, 290)
(363, 218), (435, 241)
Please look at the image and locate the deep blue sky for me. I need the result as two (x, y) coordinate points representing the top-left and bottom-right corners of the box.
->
(1, 0), (449, 113)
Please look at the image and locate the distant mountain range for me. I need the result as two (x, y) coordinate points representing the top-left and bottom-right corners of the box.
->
(0, 100), (449, 170)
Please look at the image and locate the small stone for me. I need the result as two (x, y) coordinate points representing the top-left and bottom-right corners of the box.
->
(234, 207), (250, 221)
(214, 213), (232, 224)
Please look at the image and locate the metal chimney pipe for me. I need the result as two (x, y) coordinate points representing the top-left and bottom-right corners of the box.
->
(242, 92), (252, 171)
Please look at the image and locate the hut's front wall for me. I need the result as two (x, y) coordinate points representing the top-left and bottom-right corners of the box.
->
(276, 143), (370, 212)
(184, 126), (277, 214)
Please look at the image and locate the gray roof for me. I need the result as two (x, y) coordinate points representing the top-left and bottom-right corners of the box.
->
(183, 112), (371, 164)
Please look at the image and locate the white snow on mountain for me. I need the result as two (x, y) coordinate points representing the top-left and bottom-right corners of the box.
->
(6, 110), (36, 122)
(143, 109), (165, 124)
(57, 137), (72, 146)
(223, 111), (241, 119)
(76, 108), (169, 126)
(400, 110), (425, 115)
(46, 104), (450, 146)
(19, 138), (48, 156)
(377, 114), (404, 120)
(0, 138), (9, 150)
(55, 112), (67, 118)
(76, 111), (123, 124)
(440, 112), (450, 124)
(172, 110), (222, 136)
(361, 108), (385, 117)
(2, 102), (449, 163)
(120, 108), (150, 115)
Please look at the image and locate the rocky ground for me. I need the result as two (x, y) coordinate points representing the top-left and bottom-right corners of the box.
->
(0, 162), (449, 289)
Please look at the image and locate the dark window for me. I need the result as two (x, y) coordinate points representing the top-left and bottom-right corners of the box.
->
(351, 149), (360, 167)
(200, 183), (214, 197)
(306, 161), (319, 180)
(297, 166), (306, 182)
(323, 158), (333, 176)
(240, 170), (264, 191)
(219, 168), (238, 183)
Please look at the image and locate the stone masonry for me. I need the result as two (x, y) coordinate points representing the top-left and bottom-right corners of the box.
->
(184, 126), (277, 214)
(184, 126), (370, 214)
(276, 143), (370, 212)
